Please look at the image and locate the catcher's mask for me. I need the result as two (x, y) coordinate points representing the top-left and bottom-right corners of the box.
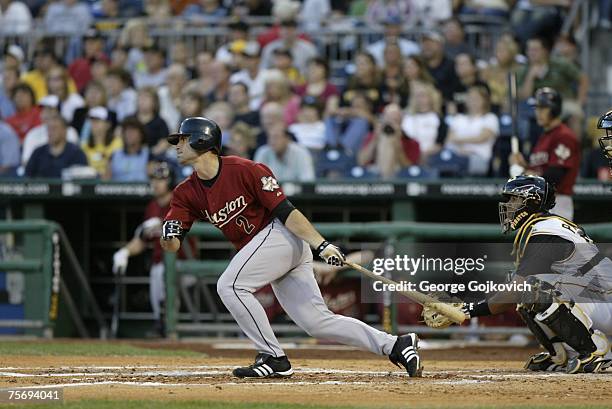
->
(597, 109), (612, 171)
(499, 175), (555, 234)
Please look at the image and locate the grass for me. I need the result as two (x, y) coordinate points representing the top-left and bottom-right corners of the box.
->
(0, 341), (201, 357)
(0, 401), (609, 409)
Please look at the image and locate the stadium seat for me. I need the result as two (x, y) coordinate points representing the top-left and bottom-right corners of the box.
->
(426, 149), (470, 178)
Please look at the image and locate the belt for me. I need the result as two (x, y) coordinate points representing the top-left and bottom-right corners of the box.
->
(576, 253), (606, 276)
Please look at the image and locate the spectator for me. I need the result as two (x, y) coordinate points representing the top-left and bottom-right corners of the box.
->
(421, 30), (460, 102)
(169, 41), (192, 70)
(72, 80), (116, 142)
(228, 82), (260, 128)
(106, 68), (138, 122)
(1, 45), (24, 81)
(90, 57), (110, 85)
(0, 120), (20, 176)
(357, 103), (420, 179)
(511, 0), (568, 46)
(325, 90), (374, 155)
(445, 85), (499, 175)
(136, 87), (170, 155)
(6, 82), (41, 142)
(0, 0), (32, 34)
(299, 0), (331, 32)
(365, 15), (420, 68)
(118, 19), (153, 75)
(448, 53), (489, 114)
(271, 48), (304, 87)
(188, 51), (216, 98)
(261, 69), (301, 125)
(229, 41), (270, 110)
(256, 0), (302, 48)
(255, 101), (284, 148)
(215, 19), (250, 65)
(204, 101), (234, 144)
(402, 82), (446, 163)
(110, 46), (129, 70)
(135, 45), (168, 89)
(0, 66), (18, 119)
(380, 42), (410, 108)
(253, 123), (315, 181)
(144, 0), (171, 20)
(232, 0), (272, 17)
(158, 64), (187, 132)
(21, 95), (80, 165)
(46, 66), (85, 123)
(409, 0), (453, 27)
(44, 0), (92, 35)
(182, 0), (227, 20)
(204, 61), (232, 105)
(481, 33), (522, 112)
(107, 117), (149, 181)
(288, 96), (326, 151)
(459, 0), (512, 18)
(21, 48), (77, 102)
(81, 106), (122, 177)
(553, 33), (580, 67)
(403, 54), (435, 88)
(178, 90), (204, 124)
(342, 52), (383, 112)
(294, 57), (339, 116)
(225, 121), (257, 159)
(260, 18), (318, 75)
(365, 0), (410, 26)
(25, 114), (87, 178)
(442, 17), (474, 60)
(68, 29), (109, 93)
(93, 0), (120, 19)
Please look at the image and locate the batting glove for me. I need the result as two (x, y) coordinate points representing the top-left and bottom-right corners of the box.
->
(162, 220), (183, 241)
(112, 247), (129, 275)
(315, 241), (345, 266)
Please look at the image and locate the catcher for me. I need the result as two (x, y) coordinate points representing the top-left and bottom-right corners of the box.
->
(423, 175), (612, 373)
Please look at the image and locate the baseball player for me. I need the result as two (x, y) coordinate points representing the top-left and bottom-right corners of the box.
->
(509, 87), (580, 220)
(113, 161), (195, 337)
(160, 117), (421, 378)
(423, 175), (612, 373)
(598, 109), (612, 173)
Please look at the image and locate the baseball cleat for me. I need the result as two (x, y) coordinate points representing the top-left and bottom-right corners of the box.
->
(232, 353), (294, 378)
(581, 356), (612, 373)
(389, 333), (422, 377)
(524, 352), (565, 372)
(566, 353), (604, 374)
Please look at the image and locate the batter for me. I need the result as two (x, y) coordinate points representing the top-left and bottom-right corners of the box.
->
(160, 117), (422, 378)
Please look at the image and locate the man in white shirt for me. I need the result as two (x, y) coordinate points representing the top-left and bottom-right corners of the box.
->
(260, 19), (318, 75)
(230, 41), (274, 110)
(254, 123), (315, 181)
(0, 0), (31, 34)
(22, 95), (79, 165)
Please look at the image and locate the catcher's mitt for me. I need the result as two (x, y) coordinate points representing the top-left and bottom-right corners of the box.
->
(421, 292), (466, 329)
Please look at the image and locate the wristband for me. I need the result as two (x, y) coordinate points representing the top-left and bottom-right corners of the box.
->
(315, 240), (329, 257)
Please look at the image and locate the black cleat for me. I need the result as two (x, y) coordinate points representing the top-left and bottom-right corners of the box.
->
(524, 352), (565, 372)
(567, 353), (608, 374)
(232, 353), (294, 378)
(389, 333), (422, 377)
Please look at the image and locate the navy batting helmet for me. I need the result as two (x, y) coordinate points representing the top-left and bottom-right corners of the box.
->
(597, 109), (612, 168)
(499, 175), (556, 233)
(534, 87), (562, 118)
(168, 117), (222, 154)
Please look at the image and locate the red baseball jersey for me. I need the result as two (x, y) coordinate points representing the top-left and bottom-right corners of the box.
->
(528, 123), (580, 195)
(165, 156), (286, 250)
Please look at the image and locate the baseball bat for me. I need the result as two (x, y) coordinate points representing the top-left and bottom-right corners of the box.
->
(345, 261), (467, 324)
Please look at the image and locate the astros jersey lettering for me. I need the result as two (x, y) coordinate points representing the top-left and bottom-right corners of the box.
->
(529, 123), (580, 195)
(165, 156), (286, 249)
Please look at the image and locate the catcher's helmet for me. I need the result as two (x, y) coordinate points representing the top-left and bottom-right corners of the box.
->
(168, 116), (222, 154)
(499, 175), (556, 233)
(534, 87), (562, 118)
(597, 109), (612, 169)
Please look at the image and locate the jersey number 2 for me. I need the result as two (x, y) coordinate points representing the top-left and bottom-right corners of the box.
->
(236, 215), (255, 234)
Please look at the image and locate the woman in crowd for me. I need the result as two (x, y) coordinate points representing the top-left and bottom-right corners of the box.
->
(380, 42), (410, 108)
(401, 81), (446, 163)
(81, 106), (122, 178)
(343, 52), (383, 112)
(445, 85), (499, 176)
(46, 65), (84, 123)
(481, 33), (521, 113)
(294, 57), (339, 116)
(106, 117), (149, 181)
(71, 80), (115, 142)
(136, 87), (170, 155)
(403, 54), (435, 88)
(225, 121), (257, 159)
(6, 83), (41, 142)
(262, 69), (301, 125)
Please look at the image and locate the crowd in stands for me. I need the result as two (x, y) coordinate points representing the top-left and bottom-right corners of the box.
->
(0, 0), (611, 182)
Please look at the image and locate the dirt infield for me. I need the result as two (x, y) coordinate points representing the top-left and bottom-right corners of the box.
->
(1, 342), (611, 408)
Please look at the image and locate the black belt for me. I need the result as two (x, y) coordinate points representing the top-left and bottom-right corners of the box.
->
(576, 253), (606, 276)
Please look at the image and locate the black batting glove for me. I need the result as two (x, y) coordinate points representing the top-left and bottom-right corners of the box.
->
(162, 220), (183, 241)
(315, 240), (345, 266)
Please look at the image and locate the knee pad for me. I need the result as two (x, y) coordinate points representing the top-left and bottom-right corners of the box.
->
(517, 304), (567, 364)
(536, 302), (599, 356)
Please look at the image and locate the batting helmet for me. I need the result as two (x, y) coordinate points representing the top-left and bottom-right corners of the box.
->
(597, 110), (612, 168)
(534, 87), (562, 118)
(168, 117), (222, 154)
(499, 175), (556, 233)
